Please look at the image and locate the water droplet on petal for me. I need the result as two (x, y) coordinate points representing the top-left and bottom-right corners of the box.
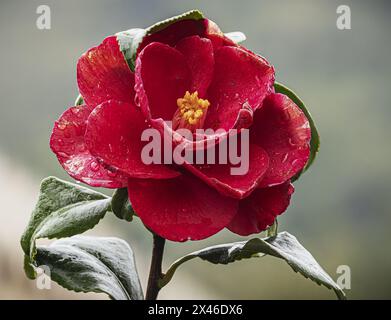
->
(134, 94), (140, 107)
(283, 110), (291, 121)
(90, 161), (100, 171)
(57, 122), (66, 130)
(108, 170), (117, 178)
(288, 138), (297, 147)
(71, 107), (80, 114)
(291, 159), (299, 167)
(57, 152), (68, 158)
(255, 75), (261, 86)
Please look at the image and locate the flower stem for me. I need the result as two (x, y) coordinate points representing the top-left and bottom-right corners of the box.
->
(146, 233), (166, 300)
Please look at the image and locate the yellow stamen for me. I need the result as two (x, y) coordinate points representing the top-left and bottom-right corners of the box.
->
(176, 91), (210, 126)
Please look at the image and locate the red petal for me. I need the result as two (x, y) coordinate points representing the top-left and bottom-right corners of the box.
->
(228, 182), (294, 236)
(175, 36), (214, 97)
(184, 143), (269, 199)
(204, 46), (274, 131)
(251, 93), (311, 187)
(138, 18), (234, 52)
(135, 42), (191, 121)
(50, 105), (128, 188)
(138, 19), (206, 53)
(77, 36), (135, 107)
(84, 100), (180, 179)
(204, 19), (237, 49)
(127, 174), (239, 241)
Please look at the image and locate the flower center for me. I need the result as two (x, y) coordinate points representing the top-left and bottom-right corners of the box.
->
(172, 91), (210, 131)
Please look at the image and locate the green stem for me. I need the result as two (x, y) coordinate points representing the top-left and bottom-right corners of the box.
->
(145, 233), (165, 300)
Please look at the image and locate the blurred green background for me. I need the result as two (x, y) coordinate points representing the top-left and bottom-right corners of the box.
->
(0, 0), (390, 299)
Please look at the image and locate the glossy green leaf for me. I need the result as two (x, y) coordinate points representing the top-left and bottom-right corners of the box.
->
(161, 231), (345, 300)
(274, 82), (320, 180)
(111, 188), (134, 222)
(23, 254), (36, 279)
(116, 10), (204, 71)
(20, 176), (111, 271)
(225, 31), (246, 43)
(74, 94), (84, 106)
(116, 28), (147, 71)
(35, 236), (143, 300)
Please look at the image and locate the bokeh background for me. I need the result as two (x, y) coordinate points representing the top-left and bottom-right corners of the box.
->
(1, 0), (390, 299)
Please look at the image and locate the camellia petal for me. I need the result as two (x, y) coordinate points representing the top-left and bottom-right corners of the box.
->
(138, 19), (206, 53)
(138, 18), (234, 53)
(127, 174), (239, 241)
(77, 36), (135, 107)
(135, 42), (191, 121)
(50, 105), (128, 188)
(204, 46), (274, 131)
(251, 93), (311, 187)
(175, 36), (214, 97)
(184, 143), (269, 199)
(204, 19), (237, 49)
(84, 100), (180, 179)
(227, 182), (294, 236)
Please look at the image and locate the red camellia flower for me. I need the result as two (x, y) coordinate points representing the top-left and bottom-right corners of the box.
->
(50, 15), (311, 241)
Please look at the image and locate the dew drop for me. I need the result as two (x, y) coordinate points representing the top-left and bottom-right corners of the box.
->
(255, 75), (261, 86)
(288, 138), (297, 147)
(90, 161), (100, 171)
(134, 94), (140, 107)
(283, 110), (291, 121)
(71, 107), (80, 114)
(291, 159), (299, 167)
(107, 170), (117, 178)
(58, 152), (68, 158)
(57, 122), (66, 130)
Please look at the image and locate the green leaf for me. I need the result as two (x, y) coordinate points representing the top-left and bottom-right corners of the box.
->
(161, 231), (345, 300)
(35, 236), (143, 300)
(23, 254), (36, 279)
(111, 188), (134, 222)
(20, 177), (111, 266)
(116, 28), (147, 71)
(116, 10), (204, 71)
(74, 94), (84, 106)
(274, 82), (320, 180)
(225, 31), (246, 43)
